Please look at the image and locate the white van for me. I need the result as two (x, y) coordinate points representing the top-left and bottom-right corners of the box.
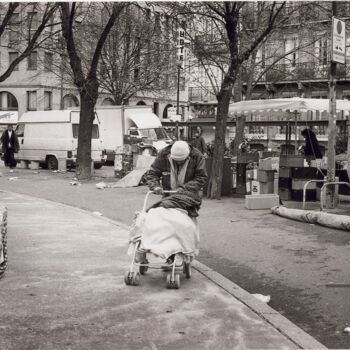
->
(95, 106), (171, 162)
(15, 110), (105, 170)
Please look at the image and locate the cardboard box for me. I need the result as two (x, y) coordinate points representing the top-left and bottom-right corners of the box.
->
(259, 157), (279, 171)
(291, 167), (318, 179)
(279, 167), (291, 178)
(278, 177), (292, 189)
(279, 188), (291, 201)
(251, 180), (260, 195)
(292, 179), (317, 190)
(245, 194), (280, 210)
(279, 155), (304, 168)
(259, 181), (274, 194)
(257, 169), (275, 183)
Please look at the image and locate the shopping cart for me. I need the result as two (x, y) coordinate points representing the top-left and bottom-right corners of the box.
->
(124, 190), (193, 289)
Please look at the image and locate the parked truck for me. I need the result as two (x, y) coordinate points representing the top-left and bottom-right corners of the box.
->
(94, 105), (171, 163)
(14, 110), (105, 170)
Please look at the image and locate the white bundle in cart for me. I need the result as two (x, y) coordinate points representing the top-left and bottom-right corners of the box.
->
(129, 207), (200, 260)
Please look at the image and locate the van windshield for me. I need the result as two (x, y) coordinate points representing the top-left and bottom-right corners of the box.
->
(139, 128), (168, 140)
(72, 124), (99, 139)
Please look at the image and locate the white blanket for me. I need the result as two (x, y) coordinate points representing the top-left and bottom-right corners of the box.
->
(129, 207), (200, 260)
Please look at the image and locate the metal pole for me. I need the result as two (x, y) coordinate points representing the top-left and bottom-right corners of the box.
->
(176, 65), (181, 140)
(326, 3), (337, 209)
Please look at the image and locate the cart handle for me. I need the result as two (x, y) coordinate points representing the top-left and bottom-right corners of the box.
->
(143, 190), (177, 212)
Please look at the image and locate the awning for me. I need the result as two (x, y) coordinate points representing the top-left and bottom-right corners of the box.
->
(0, 111), (18, 124)
(125, 109), (162, 129)
(229, 97), (350, 115)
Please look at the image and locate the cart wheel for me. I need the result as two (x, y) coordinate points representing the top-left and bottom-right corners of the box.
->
(139, 265), (148, 275)
(184, 262), (191, 279)
(166, 273), (180, 289)
(132, 272), (140, 286)
(124, 271), (133, 285)
(174, 274), (181, 289)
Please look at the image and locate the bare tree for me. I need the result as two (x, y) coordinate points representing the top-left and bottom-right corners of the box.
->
(98, 4), (176, 105)
(0, 2), (59, 82)
(183, 2), (287, 199)
(59, 2), (127, 180)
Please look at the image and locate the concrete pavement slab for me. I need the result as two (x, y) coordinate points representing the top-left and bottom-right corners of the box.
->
(0, 192), (323, 350)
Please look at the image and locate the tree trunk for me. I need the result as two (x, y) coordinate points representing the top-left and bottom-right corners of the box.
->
(207, 81), (233, 199)
(76, 83), (98, 180)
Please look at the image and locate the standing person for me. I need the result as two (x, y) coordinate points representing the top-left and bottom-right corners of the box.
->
(1, 125), (19, 170)
(301, 128), (322, 159)
(192, 131), (206, 155)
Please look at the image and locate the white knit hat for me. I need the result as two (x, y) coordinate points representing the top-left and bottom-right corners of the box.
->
(170, 141), (190, 161)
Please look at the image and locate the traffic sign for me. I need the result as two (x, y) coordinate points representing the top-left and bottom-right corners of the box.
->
(331, 17), (346, 64)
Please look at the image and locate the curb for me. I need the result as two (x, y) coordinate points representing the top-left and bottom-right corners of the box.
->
(0, 190), (327, 349)
(193, 260), (327, 349)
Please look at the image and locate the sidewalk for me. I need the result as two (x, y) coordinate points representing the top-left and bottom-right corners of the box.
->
(0, 190), (325, 349)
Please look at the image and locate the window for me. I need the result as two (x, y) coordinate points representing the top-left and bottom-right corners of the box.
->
(28, 52), (37, 70)
(9, 52), (19, 70)
(44, 52), (53, 71)
(8, 13), (20, 46)
(72, 124), (99, 139)
(27, 12), (38, 40)
(44, 91), (52, 110)
(27, 91), (37, 110)
(7, 93), (18, 110)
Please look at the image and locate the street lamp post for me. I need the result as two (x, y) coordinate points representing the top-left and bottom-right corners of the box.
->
(176, 60), (182, 140)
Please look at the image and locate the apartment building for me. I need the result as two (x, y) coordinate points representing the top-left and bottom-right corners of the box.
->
(187, 1), (350, 152)
(0, 3), (188, 122)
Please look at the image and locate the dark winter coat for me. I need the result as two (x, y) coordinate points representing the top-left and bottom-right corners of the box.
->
(1, 130), (19, 153)
(191, 136), (206, 154)
(302, 129), (322, 159)
(147, 145), (208, 194)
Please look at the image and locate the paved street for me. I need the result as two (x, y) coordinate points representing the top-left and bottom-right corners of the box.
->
(0, 189), (322, 350)
(0, 164), (350, 348)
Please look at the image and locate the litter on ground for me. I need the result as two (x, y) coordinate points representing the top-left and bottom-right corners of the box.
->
(69, 181), (81, 186)
(8, 177), (18, 181)
(251, 294), (271, 303)
(92, 211), (103, 216)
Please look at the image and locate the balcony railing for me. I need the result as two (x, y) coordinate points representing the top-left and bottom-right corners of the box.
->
(257, 62), (350, 83)
(189, 87), (216, 102)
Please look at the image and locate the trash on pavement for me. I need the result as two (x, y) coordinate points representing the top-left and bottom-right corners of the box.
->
(95, 168), (148, 189)
(344, 327), (350, 333)
(96, 182), (108, 189)
(32, 171), (40, 174)
(8, 177), (18, 181)
(251, 294), (271, 303)
(93, 211), (103, 216)
(69, 181), (81, 186)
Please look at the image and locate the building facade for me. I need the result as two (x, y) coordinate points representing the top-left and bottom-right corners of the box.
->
(0, 3), (188, 123)
(186, 1), (350, 153)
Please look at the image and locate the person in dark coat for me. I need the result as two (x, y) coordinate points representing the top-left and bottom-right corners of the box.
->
(191, 131), (206, 155)
(301, 128), (322, 159)
(1, 125), (19, 169)
(144, 141), (207, 265)
(147, 140), (207, 196)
